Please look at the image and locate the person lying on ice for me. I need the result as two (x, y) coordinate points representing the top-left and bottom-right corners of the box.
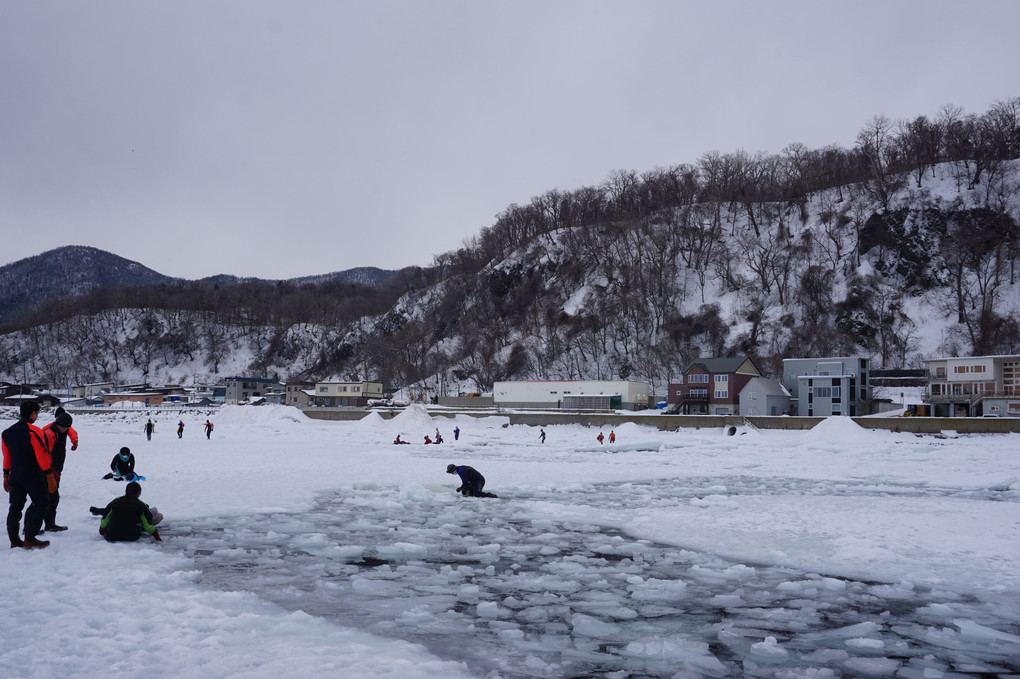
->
(97, 481), (162, 542)
(446, 463), (497, 497)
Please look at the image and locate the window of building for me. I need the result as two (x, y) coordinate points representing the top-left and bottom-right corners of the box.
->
(690, 389), (708, 397)
(715, 375), (728, 383)
(815, 386), (832, 398)
(319, 387), (327, 393)
(749, 392), (757, 400)
(831, 402), (841, 413)
(714, 390), (728, 399)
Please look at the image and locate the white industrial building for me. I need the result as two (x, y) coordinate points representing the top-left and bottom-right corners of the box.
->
(492, 380), (651, 411)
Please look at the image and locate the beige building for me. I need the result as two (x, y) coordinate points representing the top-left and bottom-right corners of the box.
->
(923, 354), (1020, 417)
(313, 381), (384, 407)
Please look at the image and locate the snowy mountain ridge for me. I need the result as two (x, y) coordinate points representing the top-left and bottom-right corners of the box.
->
(1, 153), (1018, 393)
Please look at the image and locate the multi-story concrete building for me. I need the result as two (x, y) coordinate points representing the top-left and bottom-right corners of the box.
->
(224, 377), (275, 405)
(782, 356), (871, 417)
(922, 354), (1020, 417)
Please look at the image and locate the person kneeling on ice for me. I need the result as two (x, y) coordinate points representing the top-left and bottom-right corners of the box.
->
(98, 481), (162, 542)
(105, 447), (138, 481)
(446, 463), (497, 498)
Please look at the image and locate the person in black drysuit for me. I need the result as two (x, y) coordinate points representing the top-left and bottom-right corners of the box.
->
(107, 447), (136, 480)
(98, 481), (162, 542)
(446, 464), (497, 498)
(3, 401), (57, 549)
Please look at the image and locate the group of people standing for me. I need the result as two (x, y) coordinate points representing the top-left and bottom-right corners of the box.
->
(3, 403), (77, 548)
(4, 402), (178, 549)
(146, 418), (214, 440)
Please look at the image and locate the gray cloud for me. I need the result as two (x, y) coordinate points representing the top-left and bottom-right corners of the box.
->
(1, 0), (1017, 279)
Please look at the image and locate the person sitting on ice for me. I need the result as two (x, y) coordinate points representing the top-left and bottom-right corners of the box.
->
(435, 432), (444, 444)
(97, 481), (162, 543)
(104, 447), (137, 481)
(394, 434), (409, 444)
(424, 435), (433, 444)
(446, 463), (497, 498)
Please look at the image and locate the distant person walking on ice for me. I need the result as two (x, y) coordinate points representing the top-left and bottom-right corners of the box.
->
(177, 421), (184, 438)
(453, 426), (460, 441)
(539, 428), (546, 443)
(609, 430), (616, 444)
(144, 419), (155, 441)
(597, 432), (605, 445)
(446, 464), (497, 498)
(204, 420), (214, 439)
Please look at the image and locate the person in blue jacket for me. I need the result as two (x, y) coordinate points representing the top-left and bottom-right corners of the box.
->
(446, 464), (497, 498)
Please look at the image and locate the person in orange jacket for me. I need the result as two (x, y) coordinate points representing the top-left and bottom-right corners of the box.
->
(41, 407), (78, 532)
(2, 401), (57, 549)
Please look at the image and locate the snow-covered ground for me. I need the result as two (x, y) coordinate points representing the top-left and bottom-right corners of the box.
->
(2, 405), (1018, 678)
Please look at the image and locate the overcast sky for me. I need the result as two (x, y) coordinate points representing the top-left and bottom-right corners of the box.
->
(1, 1), (1018, 280)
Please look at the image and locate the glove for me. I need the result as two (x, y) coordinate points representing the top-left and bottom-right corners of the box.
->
(53, 470), (61, 487)
(71, 442), (78, 451)
(45, 471), (57, 494)
(152, 530), (162, 542)
(3, 473), (8, 493)
(99, 527), (105, 536)
(455, 486), (463, 493)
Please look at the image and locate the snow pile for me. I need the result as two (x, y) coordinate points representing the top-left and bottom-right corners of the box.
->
(213, 404), (307, 426)
(810, 414), (887, 443)
(390, 404), (438, 431)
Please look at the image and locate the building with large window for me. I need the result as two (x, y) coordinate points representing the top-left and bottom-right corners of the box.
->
(667, 357), (762, 415)
(922, 354), (1020, 417)
(782, 357), (871, 417)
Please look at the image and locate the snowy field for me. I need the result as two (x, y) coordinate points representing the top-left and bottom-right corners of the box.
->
(1, 405), (1019, 678)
